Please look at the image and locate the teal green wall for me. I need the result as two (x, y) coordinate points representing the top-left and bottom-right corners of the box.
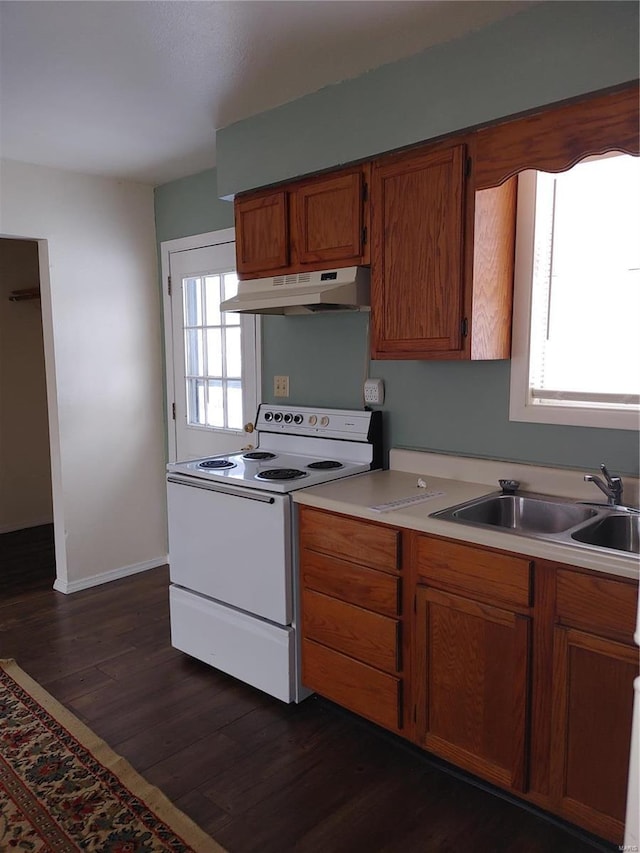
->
(154, 169), (233, 242)
(217, 1), (639, 196)
(154, 3), (640, 476)
(260, 315), (639, 475)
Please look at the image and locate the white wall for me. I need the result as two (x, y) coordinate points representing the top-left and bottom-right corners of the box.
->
(0, 238), (53, 532)
(0, 159), (167, 591)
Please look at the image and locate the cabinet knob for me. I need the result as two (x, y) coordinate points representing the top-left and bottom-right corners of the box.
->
(243, 422), (254, 433)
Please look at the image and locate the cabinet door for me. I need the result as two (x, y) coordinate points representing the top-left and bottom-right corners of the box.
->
(371, 144), (467, 358)
(550, 626), (638, 843)
(415, 586), (530, 792)
(234, 191), (288, 275)
(292, 170), (366, 266)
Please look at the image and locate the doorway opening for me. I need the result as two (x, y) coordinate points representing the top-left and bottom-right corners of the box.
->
(0, 237), (55, 591)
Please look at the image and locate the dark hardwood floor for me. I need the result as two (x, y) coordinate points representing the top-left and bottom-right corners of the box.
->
(0, 526), (616, 853)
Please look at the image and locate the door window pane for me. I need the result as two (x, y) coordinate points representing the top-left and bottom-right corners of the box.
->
(204, 275), (221, 325)
(206, 328), (223, 376)
(182, 266), (251, 431)
(183, 277), (202, 326)
(225, 327), (242, 378)
(226, 381), (243, 430)
(185, 329), (204, 376)
(206, 380), (224, 428)
(186, 378), (206, 426)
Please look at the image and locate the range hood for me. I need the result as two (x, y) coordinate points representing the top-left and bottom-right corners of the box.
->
(220, 266), (370, 315)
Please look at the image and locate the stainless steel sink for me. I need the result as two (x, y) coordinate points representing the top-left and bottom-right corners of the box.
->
(442, 494), (597, 534)
(430, 490), (640, 556)
(571, 513), (640, 554)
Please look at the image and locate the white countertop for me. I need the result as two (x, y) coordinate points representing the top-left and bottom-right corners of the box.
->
(293, 461), (640, 582)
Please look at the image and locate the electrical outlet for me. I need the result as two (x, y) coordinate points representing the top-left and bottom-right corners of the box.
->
(364, 378), (384, 405)
(274, 375), (289, 397)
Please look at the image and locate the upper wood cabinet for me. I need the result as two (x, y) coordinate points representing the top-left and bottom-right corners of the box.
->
(234, 191), (289, 276)
(234, 165), (370, 279)
(232, 82), (637, 360)
(371, 143), (466, 358)
(292, 171), (365, 265)
(370, 140), (516, 360)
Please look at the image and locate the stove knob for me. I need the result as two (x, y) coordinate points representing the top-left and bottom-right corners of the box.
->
(264, 411), (273, 422)
(308, 415), (317, 426)
(283, 413), (293, 424)
(320, 416), (330, 427)
(274, 412), (283, 423)
(293, 414), (303, 425)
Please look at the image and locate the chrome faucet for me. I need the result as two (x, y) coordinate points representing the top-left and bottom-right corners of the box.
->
(584, 463), (623, 506)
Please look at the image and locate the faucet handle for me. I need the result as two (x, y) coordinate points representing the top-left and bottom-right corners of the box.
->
(499, 479), (520, 495)
(600, 464), (619, 488)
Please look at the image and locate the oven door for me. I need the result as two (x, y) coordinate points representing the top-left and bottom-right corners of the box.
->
(167, 474), (292, 625)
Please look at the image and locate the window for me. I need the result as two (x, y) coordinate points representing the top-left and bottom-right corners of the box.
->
(183, 271), (243, 430)
(510, 153), (640, 430)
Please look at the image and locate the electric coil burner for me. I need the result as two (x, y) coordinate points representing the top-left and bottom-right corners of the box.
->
(256, 468), (307, 481)
(307, 460), (343, 470)
(198, 459), (236, 469)
(243, 451), (277, 460)
(166, 404), (383, 705)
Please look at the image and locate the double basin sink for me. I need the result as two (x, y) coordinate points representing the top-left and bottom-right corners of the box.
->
(431, 492), (640, 556)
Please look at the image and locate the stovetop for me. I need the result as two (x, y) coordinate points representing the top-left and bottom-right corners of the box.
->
(166, 405), (382, 494)
(167, 449), (372, 493)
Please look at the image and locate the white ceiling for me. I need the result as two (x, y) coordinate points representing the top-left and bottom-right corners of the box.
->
(0, 1), (532, 186)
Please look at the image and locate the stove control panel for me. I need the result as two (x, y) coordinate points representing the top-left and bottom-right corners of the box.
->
(256, 404), (373, 440)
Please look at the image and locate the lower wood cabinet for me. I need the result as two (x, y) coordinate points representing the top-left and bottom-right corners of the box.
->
(302, 639), (403, 732)
(299, 506), (405, 734)
(302, 588), (400, 673)
(550, 627), (637, 841)
(548, 566), (639, 841)
(414, 585), (530, 792)
(298, 508), (638, 845)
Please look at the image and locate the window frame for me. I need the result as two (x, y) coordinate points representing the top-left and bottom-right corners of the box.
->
(509, 169), (640, 432)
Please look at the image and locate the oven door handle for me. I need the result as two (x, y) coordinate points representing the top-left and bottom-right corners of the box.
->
(167, 474), (276, 504)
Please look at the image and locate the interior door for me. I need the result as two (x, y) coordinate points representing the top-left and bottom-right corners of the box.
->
(167, 235), (260, 460)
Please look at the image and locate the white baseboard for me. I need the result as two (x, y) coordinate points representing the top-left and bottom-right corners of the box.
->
(0, 517), (54, 535)
(53, 556), (168, 595)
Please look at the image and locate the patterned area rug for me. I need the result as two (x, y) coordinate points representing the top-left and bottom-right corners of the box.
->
(0, 659), (225, 852)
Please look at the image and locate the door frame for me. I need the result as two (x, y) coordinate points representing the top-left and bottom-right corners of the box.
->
(160, 229), (262, 462)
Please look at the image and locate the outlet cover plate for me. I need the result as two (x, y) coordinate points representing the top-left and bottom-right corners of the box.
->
(364, 378), (384, 405)
(274, 375), (289, 397)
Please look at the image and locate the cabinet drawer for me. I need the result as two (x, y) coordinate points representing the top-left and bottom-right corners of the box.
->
(415, 535), (532, 608)
(302, 638), (402, 731)
(302, 588), (400, 673)
(301, 549), (400, 616)
(556, 569), (638, 644)
(300, 507), (400, 573)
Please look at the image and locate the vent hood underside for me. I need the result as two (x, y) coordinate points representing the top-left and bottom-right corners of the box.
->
(220, 266), (370, 315)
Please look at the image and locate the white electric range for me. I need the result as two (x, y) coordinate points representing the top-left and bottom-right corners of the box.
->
(166, 404), (383, 702)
